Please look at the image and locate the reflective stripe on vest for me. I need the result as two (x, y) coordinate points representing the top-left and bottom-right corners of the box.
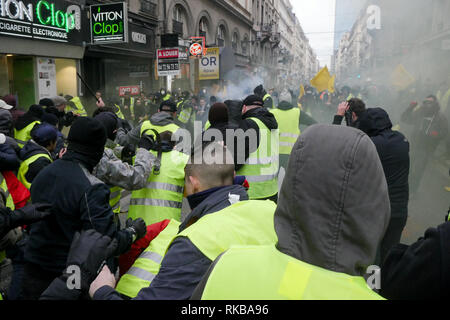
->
(0, 176), (14, 210)
(204, 120), (211, 131)
(162, 94), (172, 101)
(114, 104), (125, 120)
(178, 106), (192, 124)
(115, 219), (180, 298)
(263, 94), (274, 108)
(171, 200), (278, 261)
(236, 118), (279, 199)
(14, 121), (41, 148)
(68, 97), (88, 117)
(200, 245), (384, 300)
(17, 152), (53, 190)
(270, 108), (301, 155)
(140, 121), (180, 137)
(109, 185), (122, 214)
(128, 150), (189, 226)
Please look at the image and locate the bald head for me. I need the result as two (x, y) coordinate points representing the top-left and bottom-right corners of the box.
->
(184, 142), (235, 195)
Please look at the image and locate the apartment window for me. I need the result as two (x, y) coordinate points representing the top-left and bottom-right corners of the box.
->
(173, 5), (182, 22)
(217, 25), (226, 47)
(199, 17), (208, 38)
(232, 32), (239, 51)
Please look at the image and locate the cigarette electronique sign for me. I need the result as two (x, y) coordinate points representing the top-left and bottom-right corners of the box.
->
(0, 0), (84, 44)
(90, 2), (128, 44)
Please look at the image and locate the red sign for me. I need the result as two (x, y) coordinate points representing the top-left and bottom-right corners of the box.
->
(119, 86), (140, 97)
(157, 49), (179, 59)
(189, 36), (207, 58)
(189, 43), (203, 56)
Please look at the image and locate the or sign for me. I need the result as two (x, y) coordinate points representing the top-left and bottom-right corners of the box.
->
(157, 48), (180, 76)
(119, 85), (140, 96)
(199, 47), (219, 80)
(0, 0), (85, 44)
(36, 57), (57, 100)
(90, 2), (128, 44)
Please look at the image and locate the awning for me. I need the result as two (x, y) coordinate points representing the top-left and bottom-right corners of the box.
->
(1, 36), (85, 59)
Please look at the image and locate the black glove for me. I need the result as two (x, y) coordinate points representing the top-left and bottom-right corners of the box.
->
(64, 230), (118, 292)
(121, 144), (136, 161)
(125, 218), (146, 242)
(138, 134), (155, 151)
(9, 203), (52, 228)
(63, 112), (76, 127)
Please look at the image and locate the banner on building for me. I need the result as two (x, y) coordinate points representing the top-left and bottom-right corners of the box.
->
(157, 48), (180, 76)
(90, 2), (128, 44)
(199, 47), (220, 80)
(36, 57), (57, 100)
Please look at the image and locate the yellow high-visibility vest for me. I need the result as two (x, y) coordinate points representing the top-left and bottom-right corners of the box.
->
(17, 152), (53, 189)
(270, 108), (301, 155)
(115, 219), (180, 298)
(200, 245), (385, 300)
(236, 118), (279, 199)
(14, 121), (41, 148)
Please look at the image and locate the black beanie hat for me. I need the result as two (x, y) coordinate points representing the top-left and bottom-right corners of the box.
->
(39, 98), (54, 108)
(159, 100), (177, 113)
(254, 85), (264, 96)
(243, 95), (264, 107)
(67, 117), (107, 157)
(42, 112), (59, 127)
(209, 103), (228, 125)
(94, 112), (118, 141)
(28, 104), (45, 119)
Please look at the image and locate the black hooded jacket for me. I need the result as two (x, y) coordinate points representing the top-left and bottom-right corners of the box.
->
(381, 221), (450, 299)
(14, 105), (43, 131)
(24, 150), (132, 274)
(358, 108), (410, 218)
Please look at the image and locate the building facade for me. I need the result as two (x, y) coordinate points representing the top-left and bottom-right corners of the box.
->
(1, 0), (319, 106)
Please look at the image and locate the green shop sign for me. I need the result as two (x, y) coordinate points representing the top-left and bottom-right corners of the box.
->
(90, 2), (128, 44)
(0, 0), (86, 44)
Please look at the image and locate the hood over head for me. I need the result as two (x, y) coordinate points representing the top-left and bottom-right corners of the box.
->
(358, 108), (393, 137)
(243, 106), (278, 130)
(275, 124), (390, 276)
(150, 111), (175, 126)
(0, 109), (13, 135)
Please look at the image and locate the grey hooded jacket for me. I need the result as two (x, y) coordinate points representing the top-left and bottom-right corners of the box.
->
(192, 124), (391, 299)
(275, 124), (391, 276)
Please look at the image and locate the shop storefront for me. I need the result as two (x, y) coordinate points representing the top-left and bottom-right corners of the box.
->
(82, 19), (157, 110)
(0, 0), (88, 109)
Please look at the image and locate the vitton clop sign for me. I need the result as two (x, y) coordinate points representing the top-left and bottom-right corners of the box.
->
(90, 2), (128, 44)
